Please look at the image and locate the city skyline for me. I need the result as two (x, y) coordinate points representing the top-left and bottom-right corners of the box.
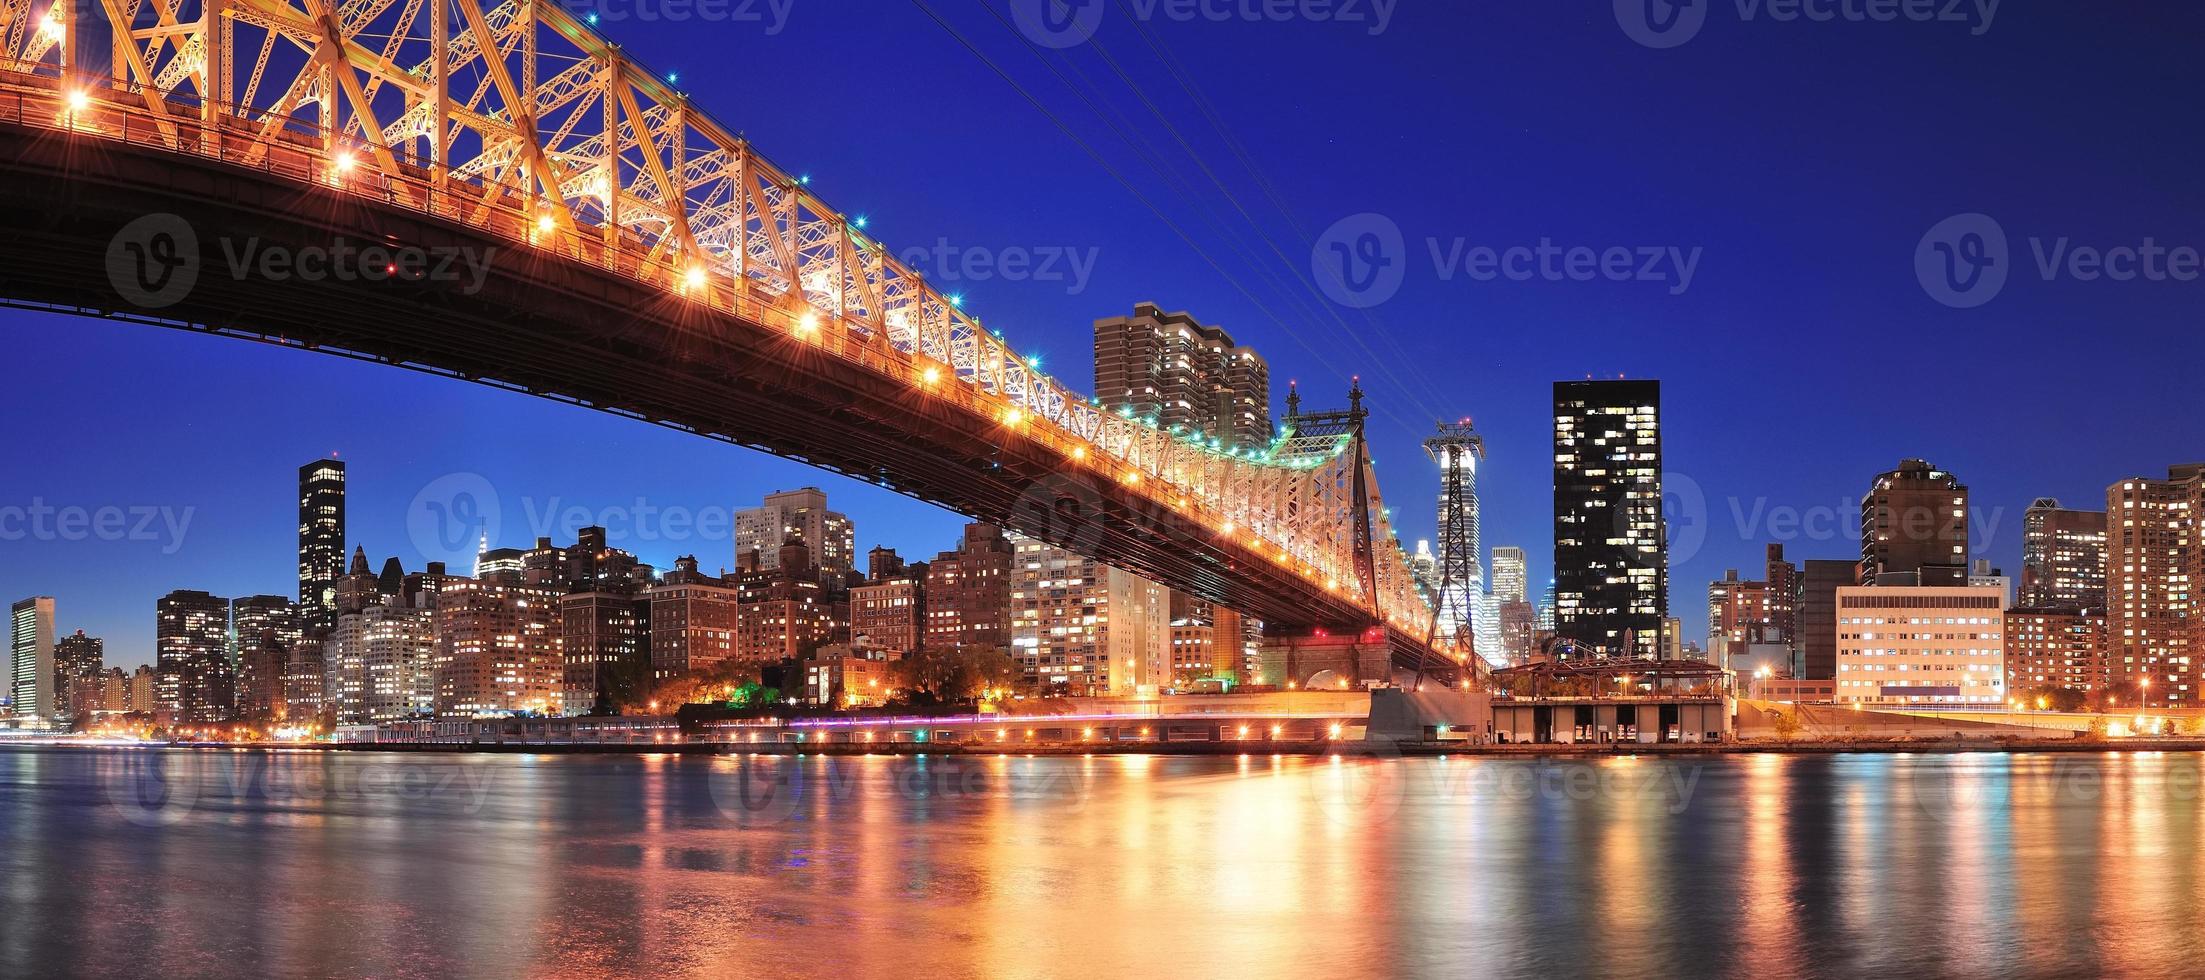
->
(2, 5), (2199, 668)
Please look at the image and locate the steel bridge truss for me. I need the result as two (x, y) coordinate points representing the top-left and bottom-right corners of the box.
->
(2, 0), (1447, 645)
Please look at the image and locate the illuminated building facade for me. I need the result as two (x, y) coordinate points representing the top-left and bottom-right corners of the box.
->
(1834, 584), (2006, 707)
(1009, 535), (1170, 696)
(1552, 379), (1666, 659)
(156, 590), (232, 722)
(297, 458), (346, 629)
(2105, 465), (2204, 710)
(2020, 499), (2107, 609)
(735, 488), (855, 578)
(9, 596), (56, 722)
(1092, 302), (1271, 452)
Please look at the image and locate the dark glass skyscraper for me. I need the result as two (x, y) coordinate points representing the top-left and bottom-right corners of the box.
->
(1552, 379), (1666, 659)
(298, 458), (346, 628)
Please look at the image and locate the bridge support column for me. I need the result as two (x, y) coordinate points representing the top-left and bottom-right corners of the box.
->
(1258, 631), (1393, 690)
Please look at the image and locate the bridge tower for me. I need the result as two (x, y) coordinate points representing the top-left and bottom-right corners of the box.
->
(1423, 420), (1487, 659)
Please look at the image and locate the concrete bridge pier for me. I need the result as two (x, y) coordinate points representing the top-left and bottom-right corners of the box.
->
(1258, 630), (1395, 691)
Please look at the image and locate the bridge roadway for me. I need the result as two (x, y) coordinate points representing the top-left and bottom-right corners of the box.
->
(0, 79), (1472, 687)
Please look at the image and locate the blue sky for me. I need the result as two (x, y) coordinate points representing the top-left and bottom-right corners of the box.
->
(4, 2), (2201, 667)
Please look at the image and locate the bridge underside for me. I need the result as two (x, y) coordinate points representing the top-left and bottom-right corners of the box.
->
(0, 117), (1480, 686)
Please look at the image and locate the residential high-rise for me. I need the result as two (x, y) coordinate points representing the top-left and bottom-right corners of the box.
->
(2105, 465), (2205, 711)
(867, 546), (907, 583)
(55, 630), (106, 720)
(924, 523), (1015, 650)
(1552, 379), (1666, 659)
(1834, 583), (2006, 707)
(100, 667), (129, 714)
(2006, 606), (2105, 703)
(1092, 301), (1271, 452)
(282, 636), (327, 723)
(9, 597), (56, 721)
(1008, 535), (1170, 696)
(330, 602), (437, 723)
(129, 665), (158, 714)
(646, 556), (740, 678)
(1798, 559), (1857, 681)
(1706, 545), (1801, 675)
(735, 538), (847, 663)
(735, 488), (855, 578)
(560, 591), (651, 715)
(1166, 592), (1252, 687)
(156, 590), (232, 722)
(1860, 459), (1969, 587)
(2020, 499), (2108, 609)
(298, 458), (346, 628)
(851, 572), (925, 657)
(232, 595), (300, 720)
(433, 577), (564, 717)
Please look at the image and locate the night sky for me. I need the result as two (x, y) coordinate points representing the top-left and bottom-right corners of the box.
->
(4, 2), (2201, 668)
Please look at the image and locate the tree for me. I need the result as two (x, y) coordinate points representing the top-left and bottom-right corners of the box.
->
(1770, 708), (1803, 740)
(891, 646), (1024, 705)
(2022, 685), (2087, 713)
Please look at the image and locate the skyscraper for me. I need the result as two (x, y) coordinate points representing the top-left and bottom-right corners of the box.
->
(156, 590), (232, 722)
(298, 458), (346, 628)
(1860, 459), (1969, 587)
(646, 556), (740, 679)
(1092, 302), (1271, 452)
(924, 523), (1015, 650)
(232, 595), (300, 720)
(9, 597), (56, 721)
(2105, 465), (2205, 711)
(433, 577), (563, 717)
(1798, 559), (1858, 681)
(735, 488), (855, 578)
(2020, 498), (2108, 609)
(1552, 379), (1666, 659)
(1491, 546), (1529, 605)
(55, 629), (106, 720)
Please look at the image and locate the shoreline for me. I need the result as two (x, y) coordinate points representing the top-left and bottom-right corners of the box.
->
(12, 735), (2202, 758)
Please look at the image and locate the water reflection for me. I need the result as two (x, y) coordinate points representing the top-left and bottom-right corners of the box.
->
(0, 747), (2200, 977)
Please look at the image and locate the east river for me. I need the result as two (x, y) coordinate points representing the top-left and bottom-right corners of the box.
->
(2, 747), (2202, 978)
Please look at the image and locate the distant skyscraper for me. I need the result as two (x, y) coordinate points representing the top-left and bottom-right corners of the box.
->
(330, 603), (437, 723)
(1092, 302), (1271, 452)
(1407, 540), (1439, 604)
(1491, 546), (1528, 605)
(2105, 465), (2205, 711)
(1552, 379), (1666, 659)
(735, 488), (855, 577)
(735, 538), (847, 663)
(156, 590), (232, 722)
(1860, 459), (1969, 587)
(9, 597), (56, 721)
(298, 458), (346, 628)
(2020, 499), (2107, 609)
(1536, 580), (1557, 633)
(1706, 545), (1801, 675)
(851, 573), (926, 657)
(2006, 606), (2105, 702)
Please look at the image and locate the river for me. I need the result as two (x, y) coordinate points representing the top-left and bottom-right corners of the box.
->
(0, 747), (2197, 978)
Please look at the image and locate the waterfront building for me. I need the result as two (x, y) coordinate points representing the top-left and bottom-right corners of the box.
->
(735, 488), (854, 578)
(851, 573), (925, 658)
(129, 665), (158, 713)
(156, 590), (232, 722)
(330, 602), (437, 723)
(433, 577), (563, 717)
(232, 595), (300, 720)
(9, 596), (56, 721)
(1834, 583), (2006, 707)
(1860, 459), (1969, 587)
(645, 556), (739, 678)
(100, 667), (129, 714)
(1008, 535), (1169, 696)
(560, 591), (651, 715)
(1092, 301), (1271, 452)
(298, 458), (346, 628)
(800, 645), (889, 707)
(2005, 606), (2105, 703)
(735, 538), (846, 663)
(1552, 379), (1666, 659)
(1708, 545), (1801, 674)
(2021, 499), (2108, 609)
(55, 628), (105, 720)
(2105, 465), (2205, 710)
(923, 523), (1014, 650)
(282, 636), (326, 723)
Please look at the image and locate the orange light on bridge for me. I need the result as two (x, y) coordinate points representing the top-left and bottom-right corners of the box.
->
(683, 266), (706, 291)
(535, 213), (556, 235)
(65, 89), (89, 113)
(1122, 472), (1141, 486)
(1070, 445), (1087, 460)
(797, 311), (821, 333)
(919, 365), (941, 384)
(1002, 407), (1024, 427)
(334, 151), (356, 174)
